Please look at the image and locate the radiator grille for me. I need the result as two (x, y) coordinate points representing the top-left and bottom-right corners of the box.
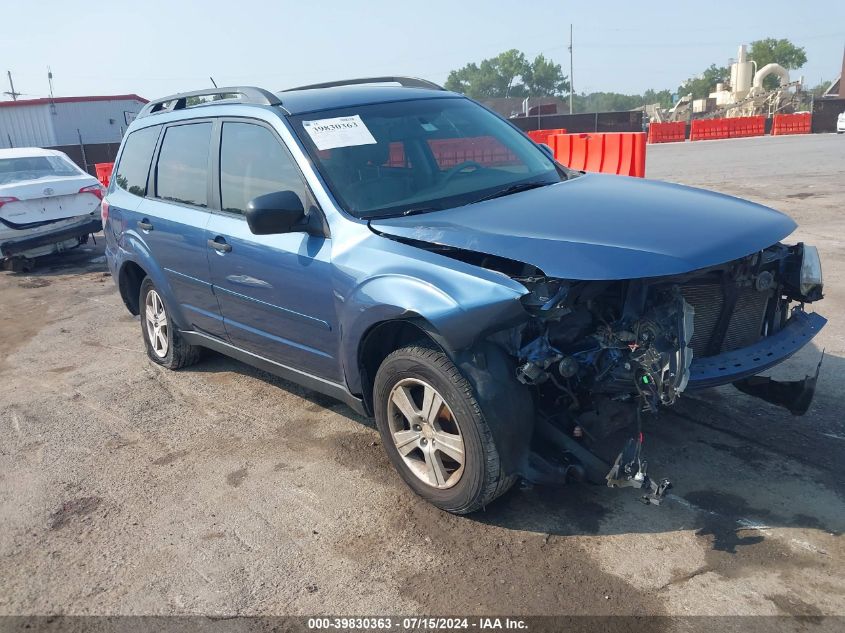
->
(723, 289), (770, 352)
(680, 284), (723, 358)
(680, 283), (770, 358)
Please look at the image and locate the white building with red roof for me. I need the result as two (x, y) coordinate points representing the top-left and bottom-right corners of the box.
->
(0, 94), (148, 149)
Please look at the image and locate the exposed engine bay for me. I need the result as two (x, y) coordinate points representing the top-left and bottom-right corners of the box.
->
(400, 235), (826, 505)
(493, 242), (824, 502)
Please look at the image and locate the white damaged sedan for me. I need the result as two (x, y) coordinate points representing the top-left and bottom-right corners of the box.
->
(0, 147), (104, 268)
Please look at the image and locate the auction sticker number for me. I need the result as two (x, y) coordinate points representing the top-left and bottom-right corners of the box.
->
(303, 115), (377, 150)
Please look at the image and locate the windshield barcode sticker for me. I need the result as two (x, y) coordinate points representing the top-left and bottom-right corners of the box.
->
(302, 115), (377, 150)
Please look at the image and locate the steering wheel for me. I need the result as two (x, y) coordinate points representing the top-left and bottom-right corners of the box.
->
(441, 161), (483, 183)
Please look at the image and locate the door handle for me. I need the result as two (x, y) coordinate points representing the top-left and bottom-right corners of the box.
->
(208, 237), (232, 253)
(137, 219), (154, 231)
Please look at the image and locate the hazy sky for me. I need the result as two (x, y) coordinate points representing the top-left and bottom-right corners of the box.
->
(2, 0), (843, 101)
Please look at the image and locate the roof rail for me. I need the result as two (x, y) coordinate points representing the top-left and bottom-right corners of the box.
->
(136, 86), (282, 118)
(283, 76), (446, 92)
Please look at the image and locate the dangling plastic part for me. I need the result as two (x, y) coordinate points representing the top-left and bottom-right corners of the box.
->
(605, 401), (672, 505)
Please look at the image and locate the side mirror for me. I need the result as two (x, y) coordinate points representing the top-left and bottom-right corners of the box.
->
(245, 191), (306, 235)
(537, 143), (554, 160)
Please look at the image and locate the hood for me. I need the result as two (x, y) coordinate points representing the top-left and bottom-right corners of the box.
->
(369, 173), (797, 280)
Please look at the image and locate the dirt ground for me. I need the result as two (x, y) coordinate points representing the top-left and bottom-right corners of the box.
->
(0, 134), (843, 624)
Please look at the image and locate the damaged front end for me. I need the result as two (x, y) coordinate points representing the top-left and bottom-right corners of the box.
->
(488, 242), (826, 504)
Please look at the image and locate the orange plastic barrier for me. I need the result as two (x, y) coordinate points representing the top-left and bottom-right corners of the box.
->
(386, 137), (519, 168)
(428, 137), (519, 167)
(690, 117), (764, 141)
(729, 116), (765, 138)
(527, 128), (567, 145)
(690, 119), (730, 141)
(549, 132), (646, 178)
(648, 121), (686, 144)
(95, 162), (114, 187)
(772, 113), (812, 135)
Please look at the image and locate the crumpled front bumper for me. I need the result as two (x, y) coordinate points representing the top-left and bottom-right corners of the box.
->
(686, 310), (827, 390)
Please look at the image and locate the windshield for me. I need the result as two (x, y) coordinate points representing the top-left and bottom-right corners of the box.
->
(0, 154), (82, 185)
(290, 97), (566, 218)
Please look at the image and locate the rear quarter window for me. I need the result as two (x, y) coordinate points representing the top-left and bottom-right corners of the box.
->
(114, 126), (161, 196)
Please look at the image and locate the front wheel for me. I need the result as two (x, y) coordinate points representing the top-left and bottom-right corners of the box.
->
(373, 343), (516, 514)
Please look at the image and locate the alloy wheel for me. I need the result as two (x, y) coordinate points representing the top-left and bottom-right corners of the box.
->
(144, 289), (169, 358)
(387, 377), (465, 489)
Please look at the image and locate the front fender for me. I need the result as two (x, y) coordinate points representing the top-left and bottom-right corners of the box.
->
(339, 273), (527, 395)
(338, 275), (535, 477)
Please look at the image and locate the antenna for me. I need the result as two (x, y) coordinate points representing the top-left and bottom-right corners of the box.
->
(4, 70), (21, 101)
(209, 76), (218, 88)
(48, 66), (55, 99)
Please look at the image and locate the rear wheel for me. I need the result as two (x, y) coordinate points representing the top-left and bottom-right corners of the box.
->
(373, 343), (516, 514)
(139, 277), (201, 369)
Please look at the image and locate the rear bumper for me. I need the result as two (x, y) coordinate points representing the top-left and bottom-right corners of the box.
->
(0, 216), (102, 258)
(687, 310), (827, 390)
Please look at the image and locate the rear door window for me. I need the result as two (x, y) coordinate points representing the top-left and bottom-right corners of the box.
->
(113, 126), (160, 196)
(218, 121), (308, 215)
(155, 123), (212, 207)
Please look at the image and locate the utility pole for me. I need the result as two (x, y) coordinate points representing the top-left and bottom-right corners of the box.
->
(839, 44), (845, 98)
(4, 71), (21, 101)
(47, 66), (57, 113)
(568, 24), (574, 114)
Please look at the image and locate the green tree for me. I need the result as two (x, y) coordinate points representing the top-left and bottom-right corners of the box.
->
(748, 38), (807, 70)
(677, 64), (729, 100)
(642, 88), (673, 109)
(445, 50), (568, 98)
(445, 49), (527, 98)
(809, 80), (832, 97)
(748, 38), (808, 90)
(573, 92), (643, 113)
(522, 54), (569, 97)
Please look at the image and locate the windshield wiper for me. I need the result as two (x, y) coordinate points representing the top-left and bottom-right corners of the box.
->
(401, 206), (440, 217)
(469, 181), (553, 204)
(365, 206), (440, 220)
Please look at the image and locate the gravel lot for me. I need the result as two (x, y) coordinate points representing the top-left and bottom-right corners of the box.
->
(1, 134), (843, 623)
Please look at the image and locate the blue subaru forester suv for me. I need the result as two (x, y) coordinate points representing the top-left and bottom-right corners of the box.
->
(104, 78), (826, 513)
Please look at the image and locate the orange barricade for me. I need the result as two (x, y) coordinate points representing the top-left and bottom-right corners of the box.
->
(690, 119), (730, 141)
(428, 137), (519, 167)
(691, 117), (765, 141)
(527, 128), (567, 145)
(772, 113), (812, 135)
(648, 121), (686, 143)
(729, 116), (765, 138)
(95, 162), (114, 187)
(549, 132), (646, 178)
(386, 137), (519, 168)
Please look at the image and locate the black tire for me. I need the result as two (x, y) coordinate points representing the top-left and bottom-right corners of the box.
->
(139, 277), (201, 370)
(373, 343), (516, 514)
